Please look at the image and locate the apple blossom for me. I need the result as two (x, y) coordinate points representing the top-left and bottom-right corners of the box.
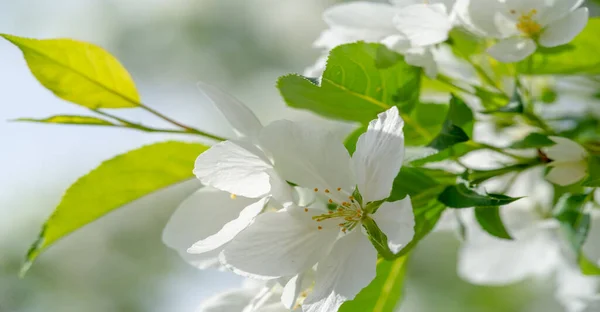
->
(463, 0), (589, 62)
(219, 106), (415, 311)
(544, 136), (589, 186)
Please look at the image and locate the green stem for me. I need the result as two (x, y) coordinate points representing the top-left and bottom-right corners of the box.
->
(93, 109), (226, 141)
(469, 159), (542, 184)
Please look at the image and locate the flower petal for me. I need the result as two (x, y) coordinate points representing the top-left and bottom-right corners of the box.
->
(352, 106), (405, 203)
(197, 82), (263, 139)
(539, 7), (588, 47)
(555, 262), (600, 312)
(194, 140), (273, 198)
(546, 162), (588, 186)
(405, 47), (438, 78)
(303, 230), (377, 312)
(188, 197), (269, 254)
(371, 197), (415, 253)
(197, 287), (257, 312)
(162, 188), (255, 269)
(458, 222), (561, 285)
(259, 120), (355, 202)
(323, 2), (399, 39)
(487, 37), (536, 63)
(546, 136), (588, 163)
(221, 208), (338, 279)
(393, 3), (452, 47)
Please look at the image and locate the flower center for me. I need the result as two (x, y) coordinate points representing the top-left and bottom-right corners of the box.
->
(511, 9), (542, 37)
(309, 187), (364, 233)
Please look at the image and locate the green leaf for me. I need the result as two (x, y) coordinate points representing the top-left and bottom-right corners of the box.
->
(389, 167), (441, 204)
(427, 95), (472, 151)
(438, 183), (522, 208)
(509, 132), (555, 149)
(583, 156), (600, 187)
(339, 256), (409, 312)
(21, 141), (207, 274)
(14, 115), (115, 126)
(277, 42), (421, 124)
(553, 193), (591, 253)
(579, 254), (600, 275)
(1, 34), (140, 109)
(517, 18), (600, 75)
(344, 125), (368, 155)
(474, 206), (512, 240)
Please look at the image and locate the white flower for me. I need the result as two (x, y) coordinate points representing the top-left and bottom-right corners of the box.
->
(308, 0), (463, 78)
(162, 83), (293, 269)
(463, 0), (588, 62)
(197, 280), (288, 312)
(454, 170), (600, 312)
(545, 136), (588, 186)
(220, 106), (415, 311)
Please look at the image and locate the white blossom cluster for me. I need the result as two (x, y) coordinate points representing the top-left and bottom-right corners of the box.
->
(162, 1), (600, 311)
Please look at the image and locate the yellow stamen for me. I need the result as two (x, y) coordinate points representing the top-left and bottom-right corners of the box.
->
(516, 9), (542, 37)
(230, 194), (237, 199)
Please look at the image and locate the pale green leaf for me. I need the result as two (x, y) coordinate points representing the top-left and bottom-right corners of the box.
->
(474, 206), (512, 240)
(2, 34), (140, 108)
(22, 141), (207, 274)
(15, 115), (114, 126)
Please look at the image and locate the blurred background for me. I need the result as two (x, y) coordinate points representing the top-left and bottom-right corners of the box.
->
(0, 1), (597, 311)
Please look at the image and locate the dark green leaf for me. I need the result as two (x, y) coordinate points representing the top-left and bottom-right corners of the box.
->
(438, 183), (521, 208)
(474, 206), (512, 240)
(339, 256), (409, 312)
(427, 95), (472, 150)
(428, 123), (469, 151)
(509, 133), (555, 149)
(277, 42), (421, 124)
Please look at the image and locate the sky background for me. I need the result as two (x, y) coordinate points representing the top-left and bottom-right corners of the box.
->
(0, 1), (592, 311)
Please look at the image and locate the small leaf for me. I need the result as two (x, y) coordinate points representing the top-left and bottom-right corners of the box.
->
(362, 216), (394, 260)
(14, 115), (115, 126)
(427, 123), (469, 151)
(438, 183), (522, 208)
(2, 34), (140, 109)
(277, 42), (421, 124)
(21, 141), (208, 274)
(339, 256), (409, 312)
(509, 133), (555, 149)
(427, 95), (472, 151)
(474, 206), (512, 240)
